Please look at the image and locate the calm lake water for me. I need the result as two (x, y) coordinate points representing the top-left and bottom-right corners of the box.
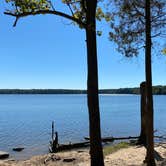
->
(0, 94), (165, 160)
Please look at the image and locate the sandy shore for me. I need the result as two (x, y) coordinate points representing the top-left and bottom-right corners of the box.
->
(0, 143), (166, 166)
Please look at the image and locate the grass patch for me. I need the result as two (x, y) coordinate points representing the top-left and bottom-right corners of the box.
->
(103, 142), (130, 156)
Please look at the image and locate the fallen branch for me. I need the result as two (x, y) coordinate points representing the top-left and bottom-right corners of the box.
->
(50, 141), (90, 153)
(84, 135), (166, 143)
(154, 135), (166, 139)
(49, 135), (165, 153)
(84, 136), (139, 142)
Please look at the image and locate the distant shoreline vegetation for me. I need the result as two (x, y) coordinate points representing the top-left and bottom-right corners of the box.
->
(0, 85), (166, 94)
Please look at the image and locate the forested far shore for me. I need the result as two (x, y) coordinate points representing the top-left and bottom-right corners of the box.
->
(0, 85), (166, 94)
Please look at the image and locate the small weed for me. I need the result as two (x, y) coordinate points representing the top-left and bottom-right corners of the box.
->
(103, 142), (130, 156)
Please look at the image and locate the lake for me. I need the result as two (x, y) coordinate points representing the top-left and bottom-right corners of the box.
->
(0, 94), (165, 160)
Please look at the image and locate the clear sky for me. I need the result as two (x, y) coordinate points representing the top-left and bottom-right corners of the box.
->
(0, 2), (166, 89)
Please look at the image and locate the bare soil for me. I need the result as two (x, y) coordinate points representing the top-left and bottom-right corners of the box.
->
(0, 143), (165, 166)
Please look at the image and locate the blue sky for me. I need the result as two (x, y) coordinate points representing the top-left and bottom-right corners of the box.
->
(0, 2), (166, 89)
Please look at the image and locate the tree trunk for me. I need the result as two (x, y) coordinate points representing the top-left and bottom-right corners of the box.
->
(138, 81), (147, 146)
(145, 0), (155, 165)
(85, 1), (104, 166)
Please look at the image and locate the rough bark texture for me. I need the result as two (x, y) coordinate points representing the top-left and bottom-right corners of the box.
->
(145, 0), (155, 165)
(85, 0), (104, 166)
(138, 82), (147, 146)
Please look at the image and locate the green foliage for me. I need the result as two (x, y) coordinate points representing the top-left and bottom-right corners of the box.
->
(103, 142), (130, 156)
(96, 7), (105, 21)
(162, 48), (166, 55)
(6, 0), (50, 13)
(5, 0), (111, 30)
(108, 0), (166, 57)
(97, 30), (102, 36)
(104, 12), (112, 22)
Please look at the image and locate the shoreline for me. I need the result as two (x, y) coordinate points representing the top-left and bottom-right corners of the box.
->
(1, 142), (165, 166)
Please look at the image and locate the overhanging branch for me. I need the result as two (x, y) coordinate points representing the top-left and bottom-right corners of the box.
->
(4, 10), (86, 28)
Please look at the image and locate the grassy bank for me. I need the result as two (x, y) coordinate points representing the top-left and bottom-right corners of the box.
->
(103, 142), (130, 156)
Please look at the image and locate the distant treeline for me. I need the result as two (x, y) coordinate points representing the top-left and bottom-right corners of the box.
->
(100, 85), (166, 94)
(0, 85), (166, 94)
(0, 89), (86, 94)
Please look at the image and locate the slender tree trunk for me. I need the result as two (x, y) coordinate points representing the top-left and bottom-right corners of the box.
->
(138, 81), (147, 146)
(85, 1), (104, 166)
(145, 0), (155, 165)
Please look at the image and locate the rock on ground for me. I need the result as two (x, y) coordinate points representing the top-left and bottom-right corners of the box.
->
(0, 151), (9, 159)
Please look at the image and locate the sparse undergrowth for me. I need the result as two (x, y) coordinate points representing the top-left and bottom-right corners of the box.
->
(103, 142), (130, 156)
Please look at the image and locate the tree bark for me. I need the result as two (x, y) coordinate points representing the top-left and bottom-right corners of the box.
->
(145, 0), (155, 165)
(138, 81), (147, 146)
(85, 0), (104, 166)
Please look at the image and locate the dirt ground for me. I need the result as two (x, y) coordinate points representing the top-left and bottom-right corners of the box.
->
(0, 143), (166, 166)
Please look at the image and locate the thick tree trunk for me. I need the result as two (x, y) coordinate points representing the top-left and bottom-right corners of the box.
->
(85, 1), (104, 166)
(138, 82), (147, 146)
(145, 0), (155, 165)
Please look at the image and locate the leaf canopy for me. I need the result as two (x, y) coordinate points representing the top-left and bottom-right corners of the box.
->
(108, 0), (166, 57)
(5, 0), (111, 27)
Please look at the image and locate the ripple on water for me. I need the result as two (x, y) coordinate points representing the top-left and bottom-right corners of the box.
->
(0, 94), (165, 160)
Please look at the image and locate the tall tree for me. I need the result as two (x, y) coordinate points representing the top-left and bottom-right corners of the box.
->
(108, 0), (166, 165)
(4, 0), (110, 165)
(145, 0), (155, 164)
